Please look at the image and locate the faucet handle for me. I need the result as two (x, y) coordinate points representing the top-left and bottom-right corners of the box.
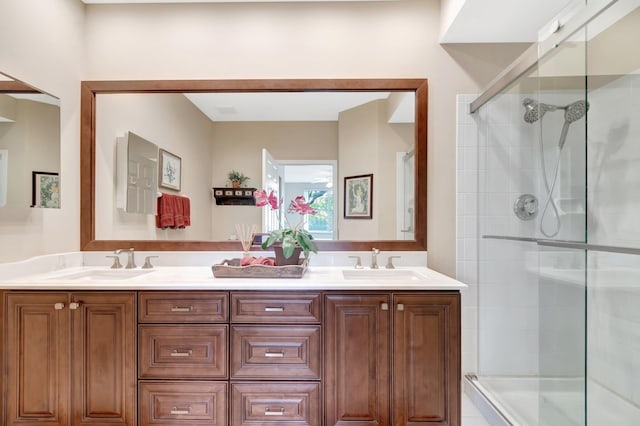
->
(106, 255), (123, 269)
(348, 256), (363, 269)
(385, 256), (401, 269)
(142, 256), (159, 269)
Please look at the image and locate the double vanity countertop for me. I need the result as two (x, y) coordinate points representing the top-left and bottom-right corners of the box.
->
(0, 251), (466, 291)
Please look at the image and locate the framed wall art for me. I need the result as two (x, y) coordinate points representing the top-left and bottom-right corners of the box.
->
(159, 148), (182, 191)
(31, 171), (60, 208)
(344, 173), (373, 219)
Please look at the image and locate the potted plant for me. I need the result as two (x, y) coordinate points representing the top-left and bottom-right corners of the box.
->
(254, 189), (318, 264)
(227, 170), (249, 188)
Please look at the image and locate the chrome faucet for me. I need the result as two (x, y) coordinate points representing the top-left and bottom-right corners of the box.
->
(371, 248), (380, 269)
(115, 248), (136, 269)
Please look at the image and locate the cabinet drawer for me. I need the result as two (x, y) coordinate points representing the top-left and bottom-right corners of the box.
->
(139, 325), (228, 379)
(139, 291), (228, 323)
(231, 382), (320, 425)
(231, 325), (321, 380)
(231, 292), (321, 323)
(139, 381), (227, 425)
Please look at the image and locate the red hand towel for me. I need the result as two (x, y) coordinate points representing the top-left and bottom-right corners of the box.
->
(182, 196), (191, 227)
(174, 194), (185, 228)
(156, 193), (175, 229)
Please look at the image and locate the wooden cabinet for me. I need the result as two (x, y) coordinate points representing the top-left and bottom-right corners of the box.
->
(138, 291), (229, 426)
(4, 288), (460, 426)
(324, 292), (461, 426)
(324, 294), (391, 426)
(4, 291), (136, 426)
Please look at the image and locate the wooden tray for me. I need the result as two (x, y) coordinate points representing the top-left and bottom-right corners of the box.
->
(212, 258), (308, 279)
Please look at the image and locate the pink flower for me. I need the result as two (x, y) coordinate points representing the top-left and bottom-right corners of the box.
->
(254, 189), (280, 210)
(288, 196), (317, 216)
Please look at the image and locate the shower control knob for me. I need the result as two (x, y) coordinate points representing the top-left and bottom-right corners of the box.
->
(513, 194), (538, 221)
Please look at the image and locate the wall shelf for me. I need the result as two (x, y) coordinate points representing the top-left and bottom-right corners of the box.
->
(212, 187), (256, 206)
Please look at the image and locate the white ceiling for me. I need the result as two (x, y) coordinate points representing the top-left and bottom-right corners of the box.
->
(185, 91), (415, 122)
(441, 0), (578, 43)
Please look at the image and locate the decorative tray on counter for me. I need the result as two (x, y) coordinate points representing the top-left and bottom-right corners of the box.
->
(212, 258), (309, 279)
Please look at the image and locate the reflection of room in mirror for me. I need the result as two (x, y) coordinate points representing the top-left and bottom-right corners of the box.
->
(94, 90), (416, 242)
(0, 74), (61, 209)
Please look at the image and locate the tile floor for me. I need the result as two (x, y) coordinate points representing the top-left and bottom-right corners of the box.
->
(462, 393), (491, 425)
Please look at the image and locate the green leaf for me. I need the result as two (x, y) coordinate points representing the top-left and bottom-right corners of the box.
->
(282, 234), (296, 258)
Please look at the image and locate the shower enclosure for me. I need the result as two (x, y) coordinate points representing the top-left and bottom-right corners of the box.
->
(464, 0), (640, 424)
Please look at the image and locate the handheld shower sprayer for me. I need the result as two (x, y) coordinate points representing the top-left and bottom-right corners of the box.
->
(557, 100), (589, 149)
(521, 97), (589, 238)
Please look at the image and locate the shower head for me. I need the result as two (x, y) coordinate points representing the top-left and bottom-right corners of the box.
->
(558, 100), (589, 149)
(564, 99), (589, 123)
(522, 98), (558, 123)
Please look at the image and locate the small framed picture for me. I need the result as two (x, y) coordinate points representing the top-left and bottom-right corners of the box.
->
(244, 189), (254, 197)
(224, 189), (233, 196)
(234, 190), (243, 196)
(344, 174), (373, 219)
(31, 171), (60, 208)
(214, 189), (223, 196)
(159, 149), (182, 191)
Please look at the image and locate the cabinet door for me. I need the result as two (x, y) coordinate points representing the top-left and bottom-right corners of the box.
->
(324, 294), (390, 426)
(71, 292), (137, 426)
(392, 293), (460, 426)
(5, 293), (70, 426)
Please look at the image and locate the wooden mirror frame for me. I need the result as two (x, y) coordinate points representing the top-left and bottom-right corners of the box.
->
(80, 78), (428, 252)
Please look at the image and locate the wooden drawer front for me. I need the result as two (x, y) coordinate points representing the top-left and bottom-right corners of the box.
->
(139, 292), (228, 323)
(139, 381), (227, 425)
(231, 292), (321, 323)
(231, 326), (321, 380)
(231, 382), (320, 425)
(139, 325), (228, 378)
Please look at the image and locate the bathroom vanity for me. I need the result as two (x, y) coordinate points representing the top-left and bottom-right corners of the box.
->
(0, 258), (463, 426)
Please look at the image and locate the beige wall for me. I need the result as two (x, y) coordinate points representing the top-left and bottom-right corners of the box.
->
(211, 121), (338, 240)
(0, 0), (527, 274)
(95, 93), (214, 241)
(82, 0), (528, 276)
(0, 0), (84, 262)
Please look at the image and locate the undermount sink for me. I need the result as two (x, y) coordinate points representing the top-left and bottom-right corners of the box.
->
(46, 269), (155, 281)
(342, 269), (425, 281)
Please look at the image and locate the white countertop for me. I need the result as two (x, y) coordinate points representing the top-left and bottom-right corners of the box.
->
(0, 251), (466, 291)
(2, 265), (465, 290)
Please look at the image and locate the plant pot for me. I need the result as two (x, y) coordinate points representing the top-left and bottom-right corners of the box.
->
(272, 245), (302, 266)
(231, 180), (241, 188)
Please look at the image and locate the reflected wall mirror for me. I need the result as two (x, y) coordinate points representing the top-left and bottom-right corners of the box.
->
(0, 72), (60, 209)
(81, 79), (427, 252)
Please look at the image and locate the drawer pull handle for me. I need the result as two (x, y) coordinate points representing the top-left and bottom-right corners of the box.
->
(54, 303), (65, 310)
(170, 349), (193, 357)
(264, 351), (285, 358)
(264, 306), (284, 312)
(265, 407), (285, 416)
(170, 406), (192, 415)
(171, 306), (193, 312)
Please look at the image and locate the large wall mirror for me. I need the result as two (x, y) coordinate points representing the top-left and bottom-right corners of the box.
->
(0, 72), (60, 209)
(81, 79), (427, 252)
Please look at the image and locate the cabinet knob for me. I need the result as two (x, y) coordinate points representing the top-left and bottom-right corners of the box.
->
(170, 406), (192, 415)
(265, 407), (285, 416)
(381, 303), (389, 311)
(397, 303), (405, 311)
(69, 302), (81, 310)
(54, 303), (65, 310)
